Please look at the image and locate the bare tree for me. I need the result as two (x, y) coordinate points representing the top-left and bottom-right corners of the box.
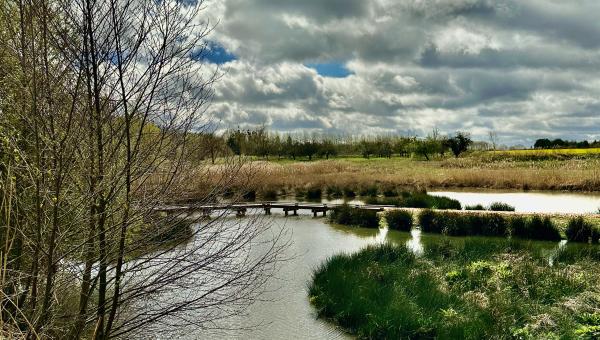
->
(0, 0), (287, 338)
(489, 131), (498, 150)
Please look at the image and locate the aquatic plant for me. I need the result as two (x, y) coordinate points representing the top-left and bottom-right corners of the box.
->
(465, 204), (486, 210)
(489, 202), (516, 211)
(329, 204), (379, 228)
(566, 217), (599, 243)
(511, 215), (561, 241)
(384, 210), (413, 231)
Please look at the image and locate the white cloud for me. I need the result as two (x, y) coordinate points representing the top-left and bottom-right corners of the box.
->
(200, 0), (600, 145)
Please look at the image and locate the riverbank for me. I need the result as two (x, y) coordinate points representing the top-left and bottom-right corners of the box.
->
(220, 157), (600, 196)
(309, 241), (600, 339)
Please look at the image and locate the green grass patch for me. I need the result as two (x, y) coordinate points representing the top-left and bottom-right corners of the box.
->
(329, 204), (380, 228)
(366, 192), (461, 210)
(309, 241), (600, 339)
(566, 217), (600, 244)
(488, 202), (516, 211)
(384, 210), (413, 231)
(464, 204), (486, 211)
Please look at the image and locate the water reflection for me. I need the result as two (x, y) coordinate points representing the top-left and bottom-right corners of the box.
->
(548, 240), (568, 266)
(406, 229), (424, 256)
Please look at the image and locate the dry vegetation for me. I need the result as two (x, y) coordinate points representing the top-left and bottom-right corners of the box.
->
(195, 157), (600, 196)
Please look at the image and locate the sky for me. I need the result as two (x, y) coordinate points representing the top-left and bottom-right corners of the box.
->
(199, 0), (600, 146)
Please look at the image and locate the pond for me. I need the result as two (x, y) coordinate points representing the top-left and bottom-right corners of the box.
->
(192, 208), (590, 339)
(429, 190), (600, 213)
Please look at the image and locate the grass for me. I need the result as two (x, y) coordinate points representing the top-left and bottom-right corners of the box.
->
(309, 241), (600, 339)
(464, 204), (486, 211)
(329, 204), (380, 228)
(365, 192), (462, 210)
(489, 202), (515, 211)
(296, 186), (323, 200)
(566, 217), (600, 243)
(220, 156), (600, 197)
(418, 210), (563, 241)
(384, 210), (413, 231)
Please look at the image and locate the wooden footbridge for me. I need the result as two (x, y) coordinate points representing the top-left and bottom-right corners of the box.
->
(155, 201), (397, 217)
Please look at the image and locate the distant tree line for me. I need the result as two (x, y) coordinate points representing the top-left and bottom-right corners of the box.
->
(195, 128), (473, 161)
(534, 138), (600, 149)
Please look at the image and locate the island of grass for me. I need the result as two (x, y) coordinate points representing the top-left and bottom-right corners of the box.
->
(309, 241), (600, 339)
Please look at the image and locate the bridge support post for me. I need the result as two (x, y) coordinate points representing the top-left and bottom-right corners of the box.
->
(312, 209), (317, 217)
(236, 208), (246, 217)
(293, 203), (298, 216)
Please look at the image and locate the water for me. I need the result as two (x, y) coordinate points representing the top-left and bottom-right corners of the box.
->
(430, 190), (600, 213)
(196, 211), (389, 340)
(172, 190), (600, 339)
(191, 213), (576, 339)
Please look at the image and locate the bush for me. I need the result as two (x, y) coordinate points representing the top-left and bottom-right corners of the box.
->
(385, 210), (413, 231)
(465, 204), (485, 211)
(511, 216), (561, 241)
(329, 204), (380, 228)
(489, 202), (515, 212)
(566, 217), (598, 243)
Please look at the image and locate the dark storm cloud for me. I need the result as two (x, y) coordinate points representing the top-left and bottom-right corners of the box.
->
(201, 0), (600, 145)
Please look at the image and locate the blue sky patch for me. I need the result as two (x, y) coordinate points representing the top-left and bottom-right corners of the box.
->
(305, 61), (353, 78)
(200, 41), (237, 64)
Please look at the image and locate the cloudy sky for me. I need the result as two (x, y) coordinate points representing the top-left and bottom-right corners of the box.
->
(200, 0), (600, 146)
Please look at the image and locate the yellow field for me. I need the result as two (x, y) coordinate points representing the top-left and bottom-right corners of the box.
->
(489, 148), (600, 156)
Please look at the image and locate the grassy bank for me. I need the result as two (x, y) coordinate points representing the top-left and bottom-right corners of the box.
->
(309, 242), (600, 339)
(331, 206), (600, 243)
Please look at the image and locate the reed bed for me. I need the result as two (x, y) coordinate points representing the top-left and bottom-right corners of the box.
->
(205, 158), (600, 196)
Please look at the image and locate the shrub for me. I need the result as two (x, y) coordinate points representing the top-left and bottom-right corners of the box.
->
(566, 217), (598, 243)
(385, 210), (413, 231)
(329, 204), (380, 228)
(465, 204), (485, 211)
(489, 202), (515, 212)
